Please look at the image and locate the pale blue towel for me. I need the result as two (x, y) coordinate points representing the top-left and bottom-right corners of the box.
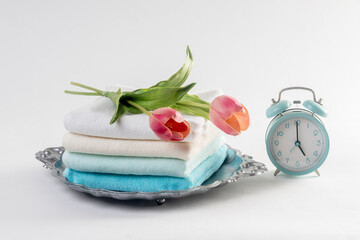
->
(63, 145), (229, 192)
(62, 136), (224, 178)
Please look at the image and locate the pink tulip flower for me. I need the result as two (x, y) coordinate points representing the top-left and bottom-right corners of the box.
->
(209, 95), (249, 136)
(149, 107), (191, 141)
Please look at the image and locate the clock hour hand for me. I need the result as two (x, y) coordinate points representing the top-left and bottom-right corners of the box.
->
(298, 145), (306, 156)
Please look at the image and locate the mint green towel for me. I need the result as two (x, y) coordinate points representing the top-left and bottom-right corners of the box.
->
(63, 145), (229, 192)
(62, 136), (224, 178)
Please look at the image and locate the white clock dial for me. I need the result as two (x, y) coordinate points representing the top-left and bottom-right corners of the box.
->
(268, 115), (327, 172)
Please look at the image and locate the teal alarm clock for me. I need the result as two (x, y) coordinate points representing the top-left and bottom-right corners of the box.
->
(265, 87), (329, 176)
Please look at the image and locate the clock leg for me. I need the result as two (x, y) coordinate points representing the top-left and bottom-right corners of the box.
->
(315, 170), (320, 176)
(274, 169), (281, 176)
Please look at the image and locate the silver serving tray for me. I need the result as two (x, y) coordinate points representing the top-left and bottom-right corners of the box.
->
(35, 146), (267, 205)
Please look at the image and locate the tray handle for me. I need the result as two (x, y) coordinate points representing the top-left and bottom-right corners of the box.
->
(35, 147), (65, 170)
(232, 149), (267, 177)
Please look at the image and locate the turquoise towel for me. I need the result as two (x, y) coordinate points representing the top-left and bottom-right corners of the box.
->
(62, 136), (224, 178)
(63, 145), (229, 192)
(203, 149), (243, 184)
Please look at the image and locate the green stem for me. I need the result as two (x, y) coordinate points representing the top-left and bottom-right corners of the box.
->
(127, 100), (151, 116)
(177, 100), (210, 109)
(64, 90), (102, 96)
(70, 82), (104, 95)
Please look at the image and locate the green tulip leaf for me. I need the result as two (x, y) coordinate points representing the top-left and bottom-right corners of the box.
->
(179, 94), (210, 106)
(109, 104), (127, 124)
(150, 46), (193, 88)
(103, 89), (128, 124)
(172, 94), (210, 120)
(121, 83), (196, 114)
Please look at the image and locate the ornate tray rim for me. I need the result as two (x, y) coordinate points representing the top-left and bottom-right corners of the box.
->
(35, 145), (267, 204)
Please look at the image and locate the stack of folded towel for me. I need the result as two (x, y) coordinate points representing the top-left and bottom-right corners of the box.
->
(62, 89), (231, 192)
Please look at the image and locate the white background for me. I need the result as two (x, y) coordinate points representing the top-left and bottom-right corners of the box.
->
(1, 0), (359, 239)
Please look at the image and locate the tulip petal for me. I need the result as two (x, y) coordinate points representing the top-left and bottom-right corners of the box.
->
(149, 107), (191, 141)
(225, 114), (241, 134)
(165, 118), (191, 141)
(151, 107), (184, 124)
(175, 120), (191, 140)
(172, 111), (185, 123)
(171, 131), (185, 141)
(209, 107), (240, 136)
(234, 105), (250, 131)
(149, 115), (173, 141)
(210, 95), (243, 119)
(151, 113), (170, 124)
(164, 118), (187, 132)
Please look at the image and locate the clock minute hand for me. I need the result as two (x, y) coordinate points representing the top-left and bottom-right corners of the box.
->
(296, 120), (299, 142)
(295, 120), (306, 156)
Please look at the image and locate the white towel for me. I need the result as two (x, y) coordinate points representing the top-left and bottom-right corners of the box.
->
(64, 89), (222, 142)
(62, 136), (225, 178)
(63, 123), (222, 160)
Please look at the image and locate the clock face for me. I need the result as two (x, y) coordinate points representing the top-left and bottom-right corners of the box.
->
(266, 111), (329, 174)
